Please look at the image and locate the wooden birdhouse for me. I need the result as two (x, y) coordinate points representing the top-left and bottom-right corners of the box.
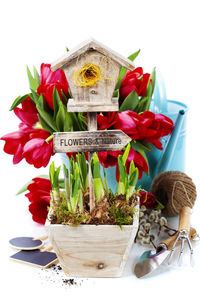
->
(51, 38), (135, 112)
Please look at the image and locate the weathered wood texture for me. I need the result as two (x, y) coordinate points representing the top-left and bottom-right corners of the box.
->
(64, 50), (120, 112)
(45, 205), (139, 278)
(87, 112), (97, 212)
(67, 98), (118, 112)
(51, 38), (135, 72)
(53, 130), (132, 153)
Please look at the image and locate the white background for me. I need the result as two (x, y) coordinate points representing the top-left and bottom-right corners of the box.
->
(0, 0), (200, 299)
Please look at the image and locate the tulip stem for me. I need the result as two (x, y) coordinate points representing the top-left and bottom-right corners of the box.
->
(46, 134), (54, 143)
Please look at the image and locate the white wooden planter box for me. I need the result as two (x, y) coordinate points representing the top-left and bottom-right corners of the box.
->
(45, 205), (139, 278)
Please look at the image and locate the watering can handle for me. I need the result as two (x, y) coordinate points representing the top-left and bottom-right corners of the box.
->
(152, 71), (168, 113)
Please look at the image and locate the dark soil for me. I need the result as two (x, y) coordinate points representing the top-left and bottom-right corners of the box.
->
(49, 190), (139, 226)
(39, 264), (84, 287)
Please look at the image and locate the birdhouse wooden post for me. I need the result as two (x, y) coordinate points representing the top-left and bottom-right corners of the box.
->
(52, 39), (135, 211)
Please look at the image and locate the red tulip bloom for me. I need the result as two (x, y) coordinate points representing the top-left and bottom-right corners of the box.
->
(1, 130), (29, 164)
(120, 67), (151, 100)
(98, 151), (123, 168)
(14, 97), (38, 127)
(23, 137), (54, 168)
(139, 190), (157, 209)
(113, 111), (146, 140)
(25, 177), (51, 224)
(141, 111), (174, 149)
(37, 63), (69, 110)
(97, 112), (116, 130)
(1, 123), (54, 167)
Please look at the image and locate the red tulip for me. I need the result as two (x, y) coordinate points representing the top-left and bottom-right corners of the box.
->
(120, 67), (150, 100)
(14, 97), (38, 127)
(23, 137), (54, 168)
(1, 130), (29, 164)
(98, 150), (123, 168)
(141, 111), (174, 149)
(1, 123), (54, 167)
(37, 63), (69, 110)
(139, 190), (157, 209)
(25, 177), (51, 224)
(97, 112), (116, 130)
(113, 110), (146, 140)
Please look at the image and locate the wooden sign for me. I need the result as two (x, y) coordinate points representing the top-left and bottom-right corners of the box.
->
(9, 237), (44, 251)
(10, 250), (58, 268)
(53, 130), (131, 153)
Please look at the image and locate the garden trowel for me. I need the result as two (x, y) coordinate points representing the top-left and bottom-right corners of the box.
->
(134, 227), (196, 278)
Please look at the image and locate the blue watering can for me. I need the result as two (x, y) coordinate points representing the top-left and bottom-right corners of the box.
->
(59, 72), (188, 192)
(137, 71), (188, 190)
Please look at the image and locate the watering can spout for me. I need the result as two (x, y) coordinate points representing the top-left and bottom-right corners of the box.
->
(154, 109), (186, 176)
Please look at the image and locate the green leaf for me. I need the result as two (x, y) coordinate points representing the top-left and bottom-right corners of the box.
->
(134, 96), (149, 113)
(113, 89), (119, 98)
(53, 87), (61, 119)
(27, 66), (39, 91)
(69, 112), (81, 131)
(115, 49), (140, 90)
(63, 164), (69, 178)
(56, 102), (65, 131)
(132, 140), (153, 152)
(127, 50), (141, 62)
(137, 148), (150, 177)
(54, 166), (61, 188)
(77, 113), (87, 130)
(68, 88), (73, 98)
(55, 101), (73, 132)
(103, 167), (109, 197)
(140, 76), (153, 111)
(150, 67), (156, 97)
(129, 160), (135, 177)
(64, 111), (73, 132)
(146, 77), (153, 98)
(33, 66), (40, 85)
(9, 94), (30, 111)
(61, 90), (69, 105)
(119, 90), (139, 112)
(30, 89), (40, 104)
(122, 143), (130, 166)
(129, 168), (139, 188)
(76, 153), (88, 190)
(117, 155), (127, 195)
(38, 114), (54, 134)
(36, 97), (58, 132)
(49, 161), (55, 188)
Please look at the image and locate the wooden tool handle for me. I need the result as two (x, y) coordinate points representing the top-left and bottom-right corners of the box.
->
(41, 245), (53, 252)
(33, 235), (48, 241)
(158, 227), (196, 251)
(178, 206), (192, 232)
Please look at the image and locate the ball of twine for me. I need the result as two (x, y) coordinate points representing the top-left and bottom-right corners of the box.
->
(151, 171), (197, 216)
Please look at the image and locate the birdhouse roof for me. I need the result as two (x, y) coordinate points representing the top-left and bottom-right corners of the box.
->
(51, 38), (135, 72)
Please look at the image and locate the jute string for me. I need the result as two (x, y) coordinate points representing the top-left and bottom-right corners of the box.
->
(151, 171), (197, 216)
(72, 55), (117, 88)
